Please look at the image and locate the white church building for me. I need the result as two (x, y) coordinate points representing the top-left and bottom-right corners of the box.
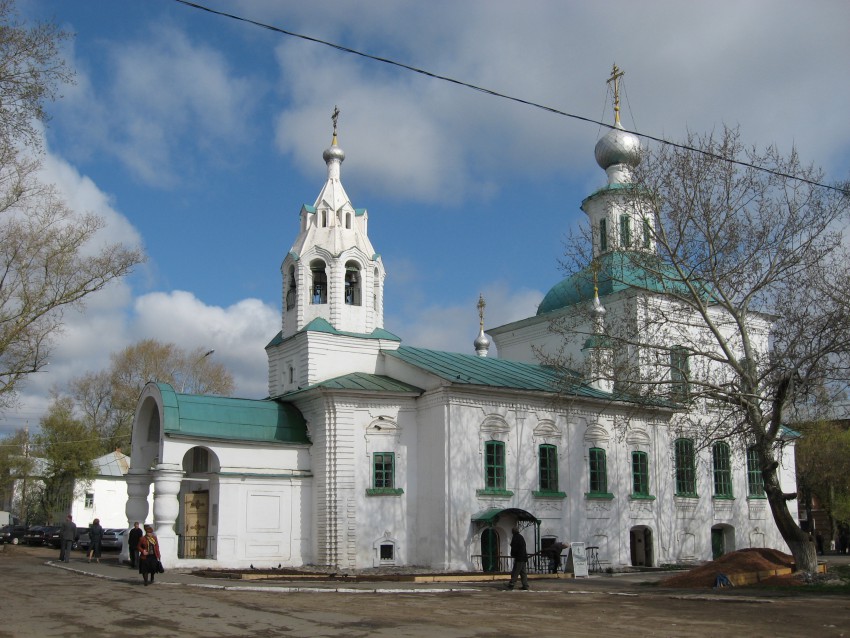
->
(126, 95), (797, 571)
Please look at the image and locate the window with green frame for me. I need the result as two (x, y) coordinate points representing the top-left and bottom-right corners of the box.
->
(631, 451), (651, 497)
(747, 446), (765, 497)
(588, 447), (611, 497)
(620, 214), (631, 247)
(535, 444), (565, 497)
(674, 438), (697, 496)
(366, 452), (403, 496)
(485, 440), (506, 491)
(712, 442), (733, 498)
(642, 217), (652, 248)
(670, 346), (691, 401)
(599, 218), (608, 252)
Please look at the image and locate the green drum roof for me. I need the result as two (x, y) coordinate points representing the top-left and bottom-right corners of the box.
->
(157, 383), (309, 444)
(537, 251), (695, 316)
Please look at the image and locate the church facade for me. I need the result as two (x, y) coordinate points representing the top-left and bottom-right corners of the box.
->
(126, 100), (796, 571)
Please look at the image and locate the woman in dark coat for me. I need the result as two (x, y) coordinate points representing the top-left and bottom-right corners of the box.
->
(87, 519), (103, 563)
(137, 524), (161, 586)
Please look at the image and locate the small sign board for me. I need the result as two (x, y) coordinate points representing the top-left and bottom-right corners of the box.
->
(567, 542), (589, 577)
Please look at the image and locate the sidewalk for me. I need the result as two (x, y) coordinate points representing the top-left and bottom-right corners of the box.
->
(47, 551), (848, 594)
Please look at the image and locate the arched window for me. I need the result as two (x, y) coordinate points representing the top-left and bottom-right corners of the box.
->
(670, 346), (691, 401)
(642, 217), (652, 249)
(344, 261), (361, 306)
(286, 265), (297, 310)
(373, 267), (379, 310)
(747, 446), (765, 497)
(631, 451), (650, 497)
(346, 212), (352, 229)
(588, 447), (608, 495)
(538, 444), (559, 493)
(674, 438), (697, 496)
(484, 440), (506, 491)
(310, 259), (327, 304)
(321, 210), (327, 227)
(599, 218), (608, 252)
(620, 214), (631, 247)
(712, 442), (733, 498)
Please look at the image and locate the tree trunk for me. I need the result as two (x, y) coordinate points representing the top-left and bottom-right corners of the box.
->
(766, 485), (818, 572)
(786, 539), (818, 574)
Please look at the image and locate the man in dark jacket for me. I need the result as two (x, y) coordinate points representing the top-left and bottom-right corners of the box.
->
(507, 527), (529, 590)
(59, 514), (76, 563)
(128, 521), (143, 569)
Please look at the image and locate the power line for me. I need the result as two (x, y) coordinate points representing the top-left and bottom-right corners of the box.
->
(172, 0), (848, 197)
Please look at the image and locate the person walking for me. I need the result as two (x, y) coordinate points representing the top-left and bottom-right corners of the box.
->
(87, 518), (104, 563)
(137, 524), (161, 586)
(507, 527), (529, 590)
(128, 521), (143, 569)
(546, 541), (568, 574)
(59, 514), (76, 563)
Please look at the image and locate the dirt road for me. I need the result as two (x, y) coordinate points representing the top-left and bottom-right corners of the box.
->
(1, 545), (848, 637)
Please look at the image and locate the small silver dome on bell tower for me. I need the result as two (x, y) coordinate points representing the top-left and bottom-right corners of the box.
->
(594, 65), (641, 181)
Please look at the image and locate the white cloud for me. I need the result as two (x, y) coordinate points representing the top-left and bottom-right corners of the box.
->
(131, 291), (279, 398)
(268, 0), (850, 202)
(56, 23), (263, 187)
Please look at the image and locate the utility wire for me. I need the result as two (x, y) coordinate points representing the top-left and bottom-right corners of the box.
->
(173, 0), (846, 195)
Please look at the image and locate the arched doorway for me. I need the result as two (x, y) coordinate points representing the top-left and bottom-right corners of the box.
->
(711, 524), (736, 559)
(481, 528), (499, 572)
(179, 447), (220, 559)
(630, 525), (653, 567)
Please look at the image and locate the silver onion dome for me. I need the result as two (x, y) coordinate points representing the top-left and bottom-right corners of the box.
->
(323, 142), (345, 164)
(474, 328), (491, 357)
(594, 123), (640, 170)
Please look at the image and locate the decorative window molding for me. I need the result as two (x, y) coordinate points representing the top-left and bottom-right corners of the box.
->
(366, 417), (399, 435)
(584, 421), (610, 444)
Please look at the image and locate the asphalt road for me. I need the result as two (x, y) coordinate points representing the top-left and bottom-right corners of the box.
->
(1, 545), (849, 638)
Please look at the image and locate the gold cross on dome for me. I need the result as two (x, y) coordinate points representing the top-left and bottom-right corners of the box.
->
(332, 105), (340, 137)
(606, 64), (625, 125)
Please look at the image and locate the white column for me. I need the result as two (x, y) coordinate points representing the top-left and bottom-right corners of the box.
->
(121, 470), (152, 562)
(152, 463), (183, 567)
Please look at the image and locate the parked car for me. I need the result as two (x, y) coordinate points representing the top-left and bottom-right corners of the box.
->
(46, 526), (83, 550)
(0, 524), (27, 545)
(78, 528), (122, 551)
(22, 525), (55, 546)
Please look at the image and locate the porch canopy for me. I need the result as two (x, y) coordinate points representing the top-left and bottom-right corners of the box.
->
(472, 507), (541, 552)
(472, 507), (539, 525)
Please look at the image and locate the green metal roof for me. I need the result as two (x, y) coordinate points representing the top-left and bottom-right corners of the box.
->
(537, 251), (696, 316)
(156, 383), (309, 444)
(281, 372), (423, 398)
(266, 318), (402, 349)
(385, 346), (616, 400)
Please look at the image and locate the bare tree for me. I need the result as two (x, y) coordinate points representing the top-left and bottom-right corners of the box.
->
(69, 339), (235, 452)
(0, 1), (144, 408)
(549, 126), (850, 572)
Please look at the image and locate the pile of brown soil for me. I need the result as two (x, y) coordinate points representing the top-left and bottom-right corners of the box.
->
(660, 548), (795, 588)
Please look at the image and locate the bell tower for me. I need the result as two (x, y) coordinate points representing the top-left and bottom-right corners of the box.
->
(280, 107), (386, 339)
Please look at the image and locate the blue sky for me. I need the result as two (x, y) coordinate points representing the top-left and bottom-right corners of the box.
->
(4, 0), (849, 434)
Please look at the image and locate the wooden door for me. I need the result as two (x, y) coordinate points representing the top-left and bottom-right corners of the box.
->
(183, 490), (209, 558)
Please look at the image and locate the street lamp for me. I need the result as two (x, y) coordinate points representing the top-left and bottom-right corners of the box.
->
(180, 349), (215, 393)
